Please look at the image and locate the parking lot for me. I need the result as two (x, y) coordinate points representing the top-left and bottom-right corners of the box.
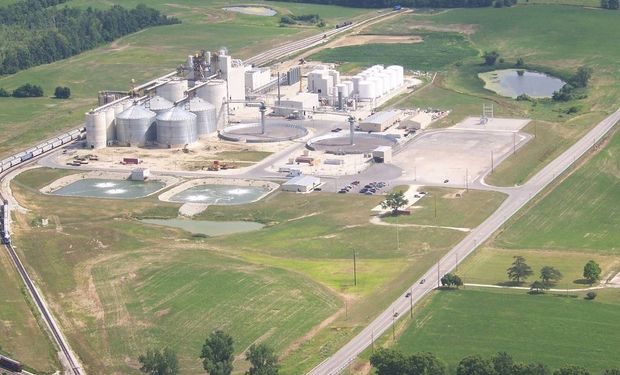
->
(392, 124), (530, 186)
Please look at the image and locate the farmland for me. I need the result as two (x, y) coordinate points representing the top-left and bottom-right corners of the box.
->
(393, 289), (620, 373)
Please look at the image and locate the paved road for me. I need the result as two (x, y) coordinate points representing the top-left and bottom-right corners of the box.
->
(307, 109), (620, 375)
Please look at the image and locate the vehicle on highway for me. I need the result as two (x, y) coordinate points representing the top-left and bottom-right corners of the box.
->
(331, 127), (342, 132)
(405, 292), (411, 298)
(420, 279), (426, 284)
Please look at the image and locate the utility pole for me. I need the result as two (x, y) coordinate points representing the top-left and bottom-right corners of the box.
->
(353, 250), (357, 286)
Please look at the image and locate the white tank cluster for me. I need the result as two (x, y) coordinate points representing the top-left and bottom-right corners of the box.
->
(352, 65), (404, 100)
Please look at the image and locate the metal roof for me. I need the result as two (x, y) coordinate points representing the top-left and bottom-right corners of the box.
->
(148, 95), (174, 111)
(116, 105), (156, 120)
(362, 110), (400, 124)
(156, 106), (197, 122)
(283, 175), (320, 187)
(188, 97), (215, 111)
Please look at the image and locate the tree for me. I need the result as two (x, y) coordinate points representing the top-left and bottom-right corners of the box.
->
(12, 83), (44, 97)
(585, 291), (597, 300)
(512, 362), (550, 375)
(370, 348), (407, 375)
(0, 88), (10, 97)
(571, 66), (593, 88)
(553, 365), (590, 375)
(381, 191), (409, 215)
(246, 343), (279, 375)
(516, 57), (525, 67)
(200, 330), (234, 375)
(540, 266), (562, 285)
(492, 352), (513, 375)
(138, 347), (179, 375)
(583, 260), (601, 285)
(602, 370), (620, 375)
(530, 280), (549, 294)
(507, 256), (533, 283)
(483, 51), (500, 66)
(441, 273), (463, 289)
(609, 0), (619, 9)
(406, 352), (447, 375)
(54, 86), (71, 99)
(456, 355), (496, 375)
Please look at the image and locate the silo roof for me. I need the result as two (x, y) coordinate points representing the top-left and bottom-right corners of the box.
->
(117, 105), (156, 120)
(148, 95), (174, 111)
(188, 97), (215, 111)
(156, 106), (197, 122)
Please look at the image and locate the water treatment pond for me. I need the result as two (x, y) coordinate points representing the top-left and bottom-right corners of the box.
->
(141, 219), (264, 237)
(170, 184), (271, 205)
(479, 69), (566, 98)
(51, 179), (164, 199)
(223, 6), (276, 16)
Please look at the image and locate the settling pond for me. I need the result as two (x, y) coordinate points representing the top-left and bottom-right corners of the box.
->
(141, 219), (264, 236)
(223, 6), (276, 16)
(479, 69), (566, 98)
(51, 179), (164, 199)
(169, 184), (271, 205)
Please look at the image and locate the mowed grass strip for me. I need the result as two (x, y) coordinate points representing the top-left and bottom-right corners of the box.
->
(395, 289), (620, 372)
(494, 129), (620, 252)
(383, 187), (507, 229)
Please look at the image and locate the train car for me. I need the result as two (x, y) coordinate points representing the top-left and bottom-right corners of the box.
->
(42, 144), (52, 152)
(32, 148), (43, 157)
(20, 152), (34, 162)
(10, 159), (21, 167)
(0, 354), (22, 372)
(52, 140), (62, 148)
(1, 202), (10, 245)
(61, 136), (72, 144)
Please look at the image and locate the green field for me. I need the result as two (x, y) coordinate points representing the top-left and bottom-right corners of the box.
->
(495, 129), (620, 253)
(9, 168), (472, 374)
(0, 0), (372, 159)
(383, 187), (507, 229)
(393, 289), (620, 373)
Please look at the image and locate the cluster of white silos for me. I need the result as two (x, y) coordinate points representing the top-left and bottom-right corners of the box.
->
(352, 65), (405, 100)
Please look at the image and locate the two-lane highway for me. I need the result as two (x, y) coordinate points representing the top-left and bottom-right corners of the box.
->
(308, 109), (620, 375)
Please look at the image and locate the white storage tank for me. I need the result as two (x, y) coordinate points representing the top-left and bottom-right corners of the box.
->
(387, 69), (399, 89)
(388, 66), (404, 86)
(371, 77), (383, 97)
(343, 81), (354, 96)
(156, 80), (188, 103)
(380, 73), (391, 94)
(85, 111), (107, 149)
(105, 106), (116, 143)
(122, 99), (133, 111)
(358, 81), (376, 100)
(187, 97), (217, 136)
(352, 76), (363, 95)
(148, 95), (174, 114)
(196, 80), (227, 121)
(156, 107), (198, 147)
(336, 83), (349, 98)
(116, 105), (157, 147)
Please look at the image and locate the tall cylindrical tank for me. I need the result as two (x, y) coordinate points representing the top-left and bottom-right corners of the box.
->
(116, 105), (157, 147)
(85, 111), (107, 149)
(387, 69), (398, 90)
(196, 80), (227, 120)
(379, 73), (391, 94)
(343, 81), (354, 96)
(352, 76), (363, 95)
(187, 97), (217, 136)
(358, 81), (376, 100)
(336, 83), (348, 98)
(371, 77), (383, 97)
(388, 66), (404, 86)
(156, 107), (198, 147)
(147, 95), (174, 114)
(156, 80), (188, 103)
(104, 106), (116, 143)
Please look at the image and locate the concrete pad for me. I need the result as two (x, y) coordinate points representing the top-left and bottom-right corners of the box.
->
(451, 117), (531, 132)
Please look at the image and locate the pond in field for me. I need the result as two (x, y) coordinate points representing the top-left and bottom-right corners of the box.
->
(51, 179), (164, 199)
(170, 184), (271, 205)
(141, 219), (264, 237)
(223, 6), (277, 16)
(479, 69), (566, 98)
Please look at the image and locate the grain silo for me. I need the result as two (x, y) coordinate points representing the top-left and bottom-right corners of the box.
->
(156, 107), (198, 147)
(104, 106), (116, 142)
(116, 105), (157, 147)
(156, 79), (188, 103)
(187, 97), (217, 136)
(147, 95), (174, 114)
(196, 80), (227, 120)
(85, 111), (107, 149)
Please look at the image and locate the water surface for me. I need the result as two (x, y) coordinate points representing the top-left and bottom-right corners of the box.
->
(479, 69), (566, 98)
(51, 179), (164, 199)
(170, 184), (270, 205)
(141, 218), (264, 236)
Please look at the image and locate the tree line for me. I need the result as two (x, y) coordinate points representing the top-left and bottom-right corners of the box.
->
(0, 84), (71, 98)
(138, 330), (279, 375)
(0, 1), (180, 75)
(266, 0), (494, 9)
(600, 0), (619, 9)
(371, 349), (620, 375)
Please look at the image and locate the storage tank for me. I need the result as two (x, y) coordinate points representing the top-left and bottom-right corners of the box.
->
(187, 97), (217, 136)
(156, 80), (188, 103)
(156, 107), (198, 147)
(85, 111), (107, 149)
(122, 99), (133, 111)
(104, 106), (116, 142)
(352, 76), (363, 95)
(387, 69), (398, 90)
(343, 81), (354, 96)
(358, 81), (376, 100)
(147, 95), (174, 114)
(196, 80), (227, 120)
(380, 73), (391, 94)
(388, 66), (404, 86)
(336, 83), (349, 98)
(116, 105), (157, 147)
(371, 77), (383, 97)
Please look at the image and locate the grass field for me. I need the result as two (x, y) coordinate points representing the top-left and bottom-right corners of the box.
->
(0, 0), (372, 159)
(393, 289), (620, 373)
(8, 168), (475, 374)
(382, 187), (506, 229)
(494, 129), (620, 253)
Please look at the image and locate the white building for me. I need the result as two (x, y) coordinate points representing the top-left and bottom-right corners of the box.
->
(372, 146), (392, 163)
(218, 52), (246, 111)
(130, 167), (150, 181)
(308, 67), (340, 98)
(400, 111), (433, 130)
(359, 110), (401, 132)
(245, 68), (272, 92)
(275, 92), (319, 118)
(282, 175), (321, 193)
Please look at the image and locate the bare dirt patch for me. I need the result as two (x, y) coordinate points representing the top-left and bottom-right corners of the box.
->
(330, 34), (423, 48)
(406, 21), (477, 35)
